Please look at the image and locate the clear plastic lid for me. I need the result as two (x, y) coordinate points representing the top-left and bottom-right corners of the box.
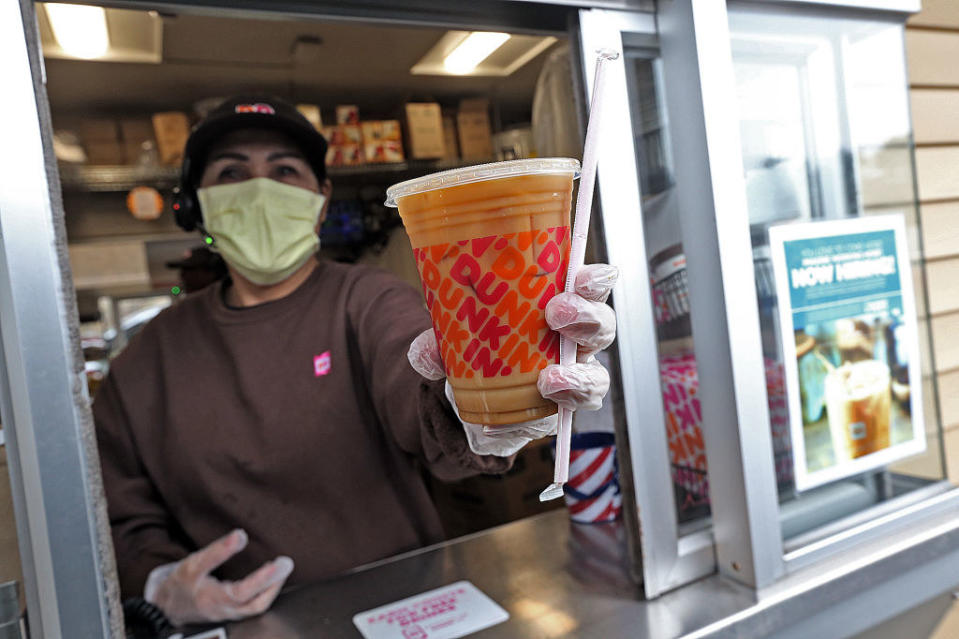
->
(384, 157), (581, 207)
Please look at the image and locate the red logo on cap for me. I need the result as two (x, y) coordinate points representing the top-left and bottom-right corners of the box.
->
(235, 103), (275, 115)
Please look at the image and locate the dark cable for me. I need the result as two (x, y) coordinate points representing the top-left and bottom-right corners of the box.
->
(123, 597), (177, 639)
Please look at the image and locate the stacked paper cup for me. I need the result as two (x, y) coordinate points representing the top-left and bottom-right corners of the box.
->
(562, 432), (621, 523)
(660, 351), (795, 506)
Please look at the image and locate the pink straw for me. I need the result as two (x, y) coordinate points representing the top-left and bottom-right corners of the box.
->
(540, 49), (619, 502)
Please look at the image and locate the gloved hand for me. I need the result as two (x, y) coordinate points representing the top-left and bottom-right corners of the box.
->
(538, 264), (617, 409)
(408, 263), (618, 456)
(144, 529), (294, 626)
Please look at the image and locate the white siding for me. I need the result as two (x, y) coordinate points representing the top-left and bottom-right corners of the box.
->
(937, 368), (959, 428)
(915, 147), (959, 201)
(912, 89), (959, 144)
(926, 258), (959, 315)
(920, 201), (959, 259)
(931, 312), (959, 371)
(909, 0), (959, 30)
(907, 30), (959, 86)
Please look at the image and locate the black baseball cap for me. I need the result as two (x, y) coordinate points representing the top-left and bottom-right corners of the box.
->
(180, 95), (328, 191)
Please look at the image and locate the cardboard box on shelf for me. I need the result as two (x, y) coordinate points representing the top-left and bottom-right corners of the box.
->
(119, 118), (156, 165)
(339, 124), (363, 145)
(428, 439), (563, 539)
(363, 140), (405, 164)
(322, 126), (341, 145)
(84, 141), (125, 165)
(403, 103), (446, 159)
(344, 144), (364, 166)
(78, 119), (119, 144)
(151, 112), (191, 165)
(457, 98), (493, 161)
(360, 120), (402, 143)
(335, 105), (360, 125)
(295, 104), (323, 130)
(442, 114), (460, 160)
(327, 144), (363, 167)
(119, 119), (155, 145)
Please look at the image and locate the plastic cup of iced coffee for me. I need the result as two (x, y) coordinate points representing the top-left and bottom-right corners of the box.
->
(386, 158), (580, 426)
(824, 360), (892, 461)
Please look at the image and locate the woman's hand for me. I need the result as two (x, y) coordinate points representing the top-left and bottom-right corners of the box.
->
(145, 529), (294, 626)
(408, 263), (618, 456)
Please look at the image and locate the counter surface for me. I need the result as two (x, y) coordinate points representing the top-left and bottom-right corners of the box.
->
(223, 500), (959, 639)
(224, 510), (754, 638)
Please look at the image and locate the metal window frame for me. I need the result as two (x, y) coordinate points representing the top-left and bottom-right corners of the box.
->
(651, 0), (959, 593)
(723, 0), (959, 583)
(5, 2), (953, 634)
(0, 1), (120, 637)
(58, 0), (578, 35)
(654, 0), (786, 590)
(756, 0), (920, 13)
(578, 9), (718, 599)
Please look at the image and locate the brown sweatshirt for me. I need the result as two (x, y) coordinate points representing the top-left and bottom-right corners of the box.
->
(93, 260), (512, 598)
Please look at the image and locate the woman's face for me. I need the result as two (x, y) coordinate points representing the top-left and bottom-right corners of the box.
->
(198, 128), (325, 195)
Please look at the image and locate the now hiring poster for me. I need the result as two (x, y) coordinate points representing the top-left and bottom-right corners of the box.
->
(769, 215), (926, 491)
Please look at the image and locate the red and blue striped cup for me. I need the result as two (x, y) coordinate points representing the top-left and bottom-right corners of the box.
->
(562, 432), (621, 524)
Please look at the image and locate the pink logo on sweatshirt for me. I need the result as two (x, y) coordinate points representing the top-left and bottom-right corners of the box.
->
(313, 351), (332, 377)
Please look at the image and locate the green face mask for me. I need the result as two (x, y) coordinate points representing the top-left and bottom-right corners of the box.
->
(197, 177), (326, 286)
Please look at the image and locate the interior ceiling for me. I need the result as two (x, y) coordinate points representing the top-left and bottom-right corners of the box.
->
(45, 11), (563, 123)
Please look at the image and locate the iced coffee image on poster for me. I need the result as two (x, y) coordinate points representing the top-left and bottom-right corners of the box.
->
(796, 318), (908, 470)
(770, 216), (926, 491)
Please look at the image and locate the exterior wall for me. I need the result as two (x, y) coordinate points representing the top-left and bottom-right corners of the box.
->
(907, 1), (959, 484)
(908, 2), (959, 637)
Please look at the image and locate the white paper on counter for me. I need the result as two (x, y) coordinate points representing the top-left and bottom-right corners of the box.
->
(353, 580), (509, 639)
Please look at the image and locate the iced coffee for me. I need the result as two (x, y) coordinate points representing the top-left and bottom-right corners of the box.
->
(824, 360), (892, 461)
(386, 159), (579, 426)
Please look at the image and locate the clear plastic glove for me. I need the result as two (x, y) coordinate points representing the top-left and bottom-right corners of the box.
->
(444, 381), (557, 456)
(537, 355), (611, 411)
(144, 529), (294, 626)
(544, 266), (618, 356)
(408, 263), (618, 456)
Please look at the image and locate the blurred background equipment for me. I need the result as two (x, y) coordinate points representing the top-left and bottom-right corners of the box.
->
(165, 247), (228, 294)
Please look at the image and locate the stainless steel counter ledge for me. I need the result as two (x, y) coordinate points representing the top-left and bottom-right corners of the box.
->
(225, 507), (959, 638)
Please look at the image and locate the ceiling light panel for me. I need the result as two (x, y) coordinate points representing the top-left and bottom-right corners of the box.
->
(45, 3), (109, 59)
(39, 5), (163, 63)
(443, 32), (510, 75)
(411, 30), (557, 77)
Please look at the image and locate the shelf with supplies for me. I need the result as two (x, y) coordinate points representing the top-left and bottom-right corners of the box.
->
(58, 158), (484, 193)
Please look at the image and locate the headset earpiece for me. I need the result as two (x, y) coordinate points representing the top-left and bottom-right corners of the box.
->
(173, 155), (202, 232)
(172, 185), (200, 232)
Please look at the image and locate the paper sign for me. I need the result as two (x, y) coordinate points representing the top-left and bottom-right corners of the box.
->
(68, 240), (150, 289)
(353, 581), (509, 639)
(769, 215), (926, 491)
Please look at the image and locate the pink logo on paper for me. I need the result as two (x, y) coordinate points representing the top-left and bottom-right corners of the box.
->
(367, 587), (467, 627)
(313, 351), (331, 377)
